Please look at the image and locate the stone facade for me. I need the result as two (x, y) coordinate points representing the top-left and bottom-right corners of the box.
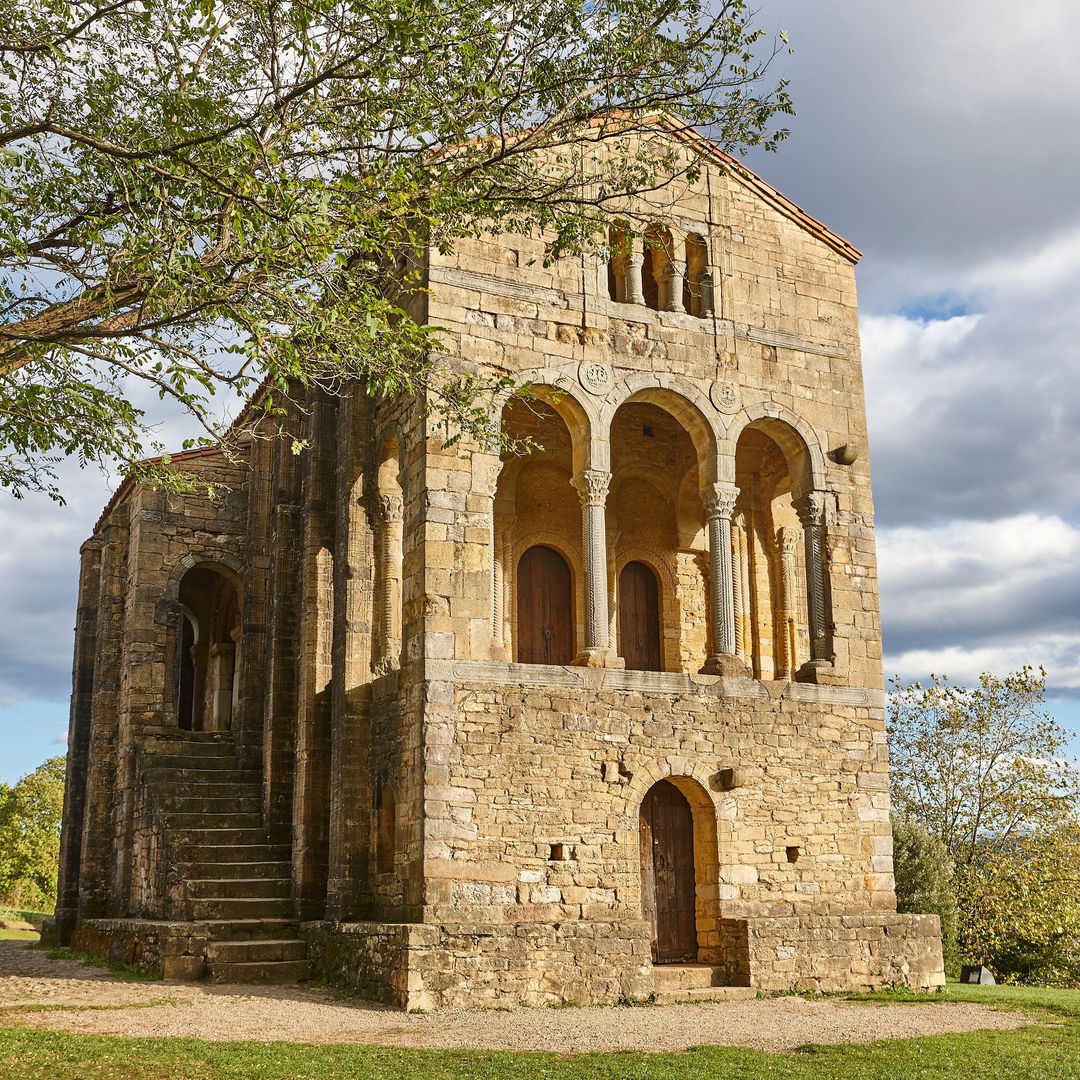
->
(52, 121), (944, 1005)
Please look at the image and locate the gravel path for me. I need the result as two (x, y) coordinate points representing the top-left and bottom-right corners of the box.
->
(0, 941), (1033, 1054)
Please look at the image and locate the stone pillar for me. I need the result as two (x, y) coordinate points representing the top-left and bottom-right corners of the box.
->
(662, 259), (686, 313)
(774, 526), (800, 680)
(794, 490), (833, 674)
(732, 521), (749, 662)
(375, 490), (403, 672)
(700, 483), (750, 677)
(623, 250), (645, 305)
(572, 469), (620, 667)
(700, 267), (716, 316)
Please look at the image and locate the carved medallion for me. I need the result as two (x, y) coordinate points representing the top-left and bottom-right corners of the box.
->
(578, 360), (613, 397)
(710, 379), (741, 414)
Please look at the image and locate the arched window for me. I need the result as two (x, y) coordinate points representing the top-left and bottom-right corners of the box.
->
(642, 224), (673, 311)
(516, 545), (574, 665)
(175, 565), (240, 731)
(607, 223), (630, 302)
(376, 784), (396, 874)
(619, 561), (662, 672)
(683, 234), (710, 317)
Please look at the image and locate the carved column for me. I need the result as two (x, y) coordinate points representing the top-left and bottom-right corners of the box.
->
(732, 519), (749, 662)
(701, 483), (750, 677)
(572, 469), (619, 666)
(794, 490), (833, 671)
(375, 490), (403, 672)
(624, 251), (645, 305)
(774, 526), (800, 679)
(662, 259), (686, 313)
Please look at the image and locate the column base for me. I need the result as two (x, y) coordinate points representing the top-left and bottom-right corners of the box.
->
(700, 653), (752, 678)
(795, 658), (842, 685)
(572, 648), (625, 669)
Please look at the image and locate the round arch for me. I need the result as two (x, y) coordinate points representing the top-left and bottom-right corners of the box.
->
(722, 403), (827, 494)
(603, 376), (720, 486)
(165, 552), (244, 602)
(498, 375), (596, 477)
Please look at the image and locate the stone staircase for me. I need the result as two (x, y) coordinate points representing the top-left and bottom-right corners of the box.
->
(651, 965), (755, 1004)
(145, 730), (309, 984)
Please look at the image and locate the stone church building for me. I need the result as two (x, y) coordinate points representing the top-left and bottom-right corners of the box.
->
(52, 121), (944, 1008)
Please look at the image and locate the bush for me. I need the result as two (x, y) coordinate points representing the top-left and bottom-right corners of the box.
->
(892, 814), (960, 975)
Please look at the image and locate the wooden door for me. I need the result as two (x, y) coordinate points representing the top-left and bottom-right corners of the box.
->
(619, 561), (662, 671)
(640, 780), (697, 963)
(517, 545), (574, 665)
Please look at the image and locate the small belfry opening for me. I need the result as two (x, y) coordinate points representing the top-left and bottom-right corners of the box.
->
(609, 397), (710, 672)
(496, 396), (584, 664)
(733, 424), (813, 680)
(683, 234), (710, 316)
(175, 565), (240, 732)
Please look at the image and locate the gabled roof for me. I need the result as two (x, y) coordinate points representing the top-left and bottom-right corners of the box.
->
(641, 114), (862, 264)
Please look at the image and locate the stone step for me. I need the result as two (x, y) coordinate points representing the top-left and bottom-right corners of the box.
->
(206, 938), (309, 964)
(144, 737), (238, 756)
(653, 986), (757, 1005)
(179, 859), (291, 880)
(169, 826), (270, 847)
(164, 812), (265, 825)
(652, 964), (731, 990)
(147, 754), (241, 772)
(201, 917), (300, 942)
(187, 877), (291, 900)
(184, 842), (291, 863)
(206, 959), (310, 984)
(165, 795), (261, 815)
(154, 780), (262, 800)
(191, 896), (294, 920)
(146, 767), (261, 785)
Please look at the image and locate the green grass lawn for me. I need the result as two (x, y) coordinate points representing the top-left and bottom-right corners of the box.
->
(0, 983), (1077, 1080)
(0, 930), (38, 942)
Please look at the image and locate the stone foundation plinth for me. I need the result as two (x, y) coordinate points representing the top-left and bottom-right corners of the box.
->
(741, 913), (945, 992)
(71, 919), (208, 980)
(305, 913), (944, 1009)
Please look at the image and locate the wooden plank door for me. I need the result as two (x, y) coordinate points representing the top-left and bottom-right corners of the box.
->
(517, 545), (574, 665)
(619, 561), (662, 671)
(640, 781), (697, 964)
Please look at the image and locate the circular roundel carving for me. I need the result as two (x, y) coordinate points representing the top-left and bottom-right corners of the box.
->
(578, 360), (614, 396)
(710, 379), (741, 414)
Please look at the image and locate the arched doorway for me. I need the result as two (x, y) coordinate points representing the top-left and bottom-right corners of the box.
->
(619, 561), (662, 671)
(640, 780), (698, 963)
(516, 545), (574, 665)
(175, 565), (240, 731)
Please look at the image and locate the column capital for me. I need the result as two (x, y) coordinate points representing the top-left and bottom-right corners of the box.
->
(377, 491), (404, 524)
(573, 469), (611, 507)
(793, 489), (829, 528)
(776, 525), (800, 555)
(702, 482), (739, 521)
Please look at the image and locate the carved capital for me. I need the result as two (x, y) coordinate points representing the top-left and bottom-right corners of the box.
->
(377, 491), (404, 524)
(794, 490), (829, 528)
(776, 525), (800, 556)
(573, 469), (611, 507)
(702, 482), (739, 521)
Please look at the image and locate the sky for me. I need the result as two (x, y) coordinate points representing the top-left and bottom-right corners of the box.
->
(2, 0), (1080, 781)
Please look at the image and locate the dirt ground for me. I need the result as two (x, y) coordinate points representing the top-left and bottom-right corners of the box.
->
(0, 940), (1034, 1054)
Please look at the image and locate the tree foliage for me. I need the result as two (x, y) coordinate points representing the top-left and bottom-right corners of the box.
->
(959, 825), (1080, 988)
(887, 668), (1080, 986)
(887, 668), (1079, 867)
(0, 757), (65, 912)
(891, 813), (960, 975)
(0, 0), (793, 500)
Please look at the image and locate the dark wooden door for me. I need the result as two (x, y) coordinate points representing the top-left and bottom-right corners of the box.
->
(619, 561), (662, 671)
(517, 545), (574, 665)
(640, 780), (697, 964)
